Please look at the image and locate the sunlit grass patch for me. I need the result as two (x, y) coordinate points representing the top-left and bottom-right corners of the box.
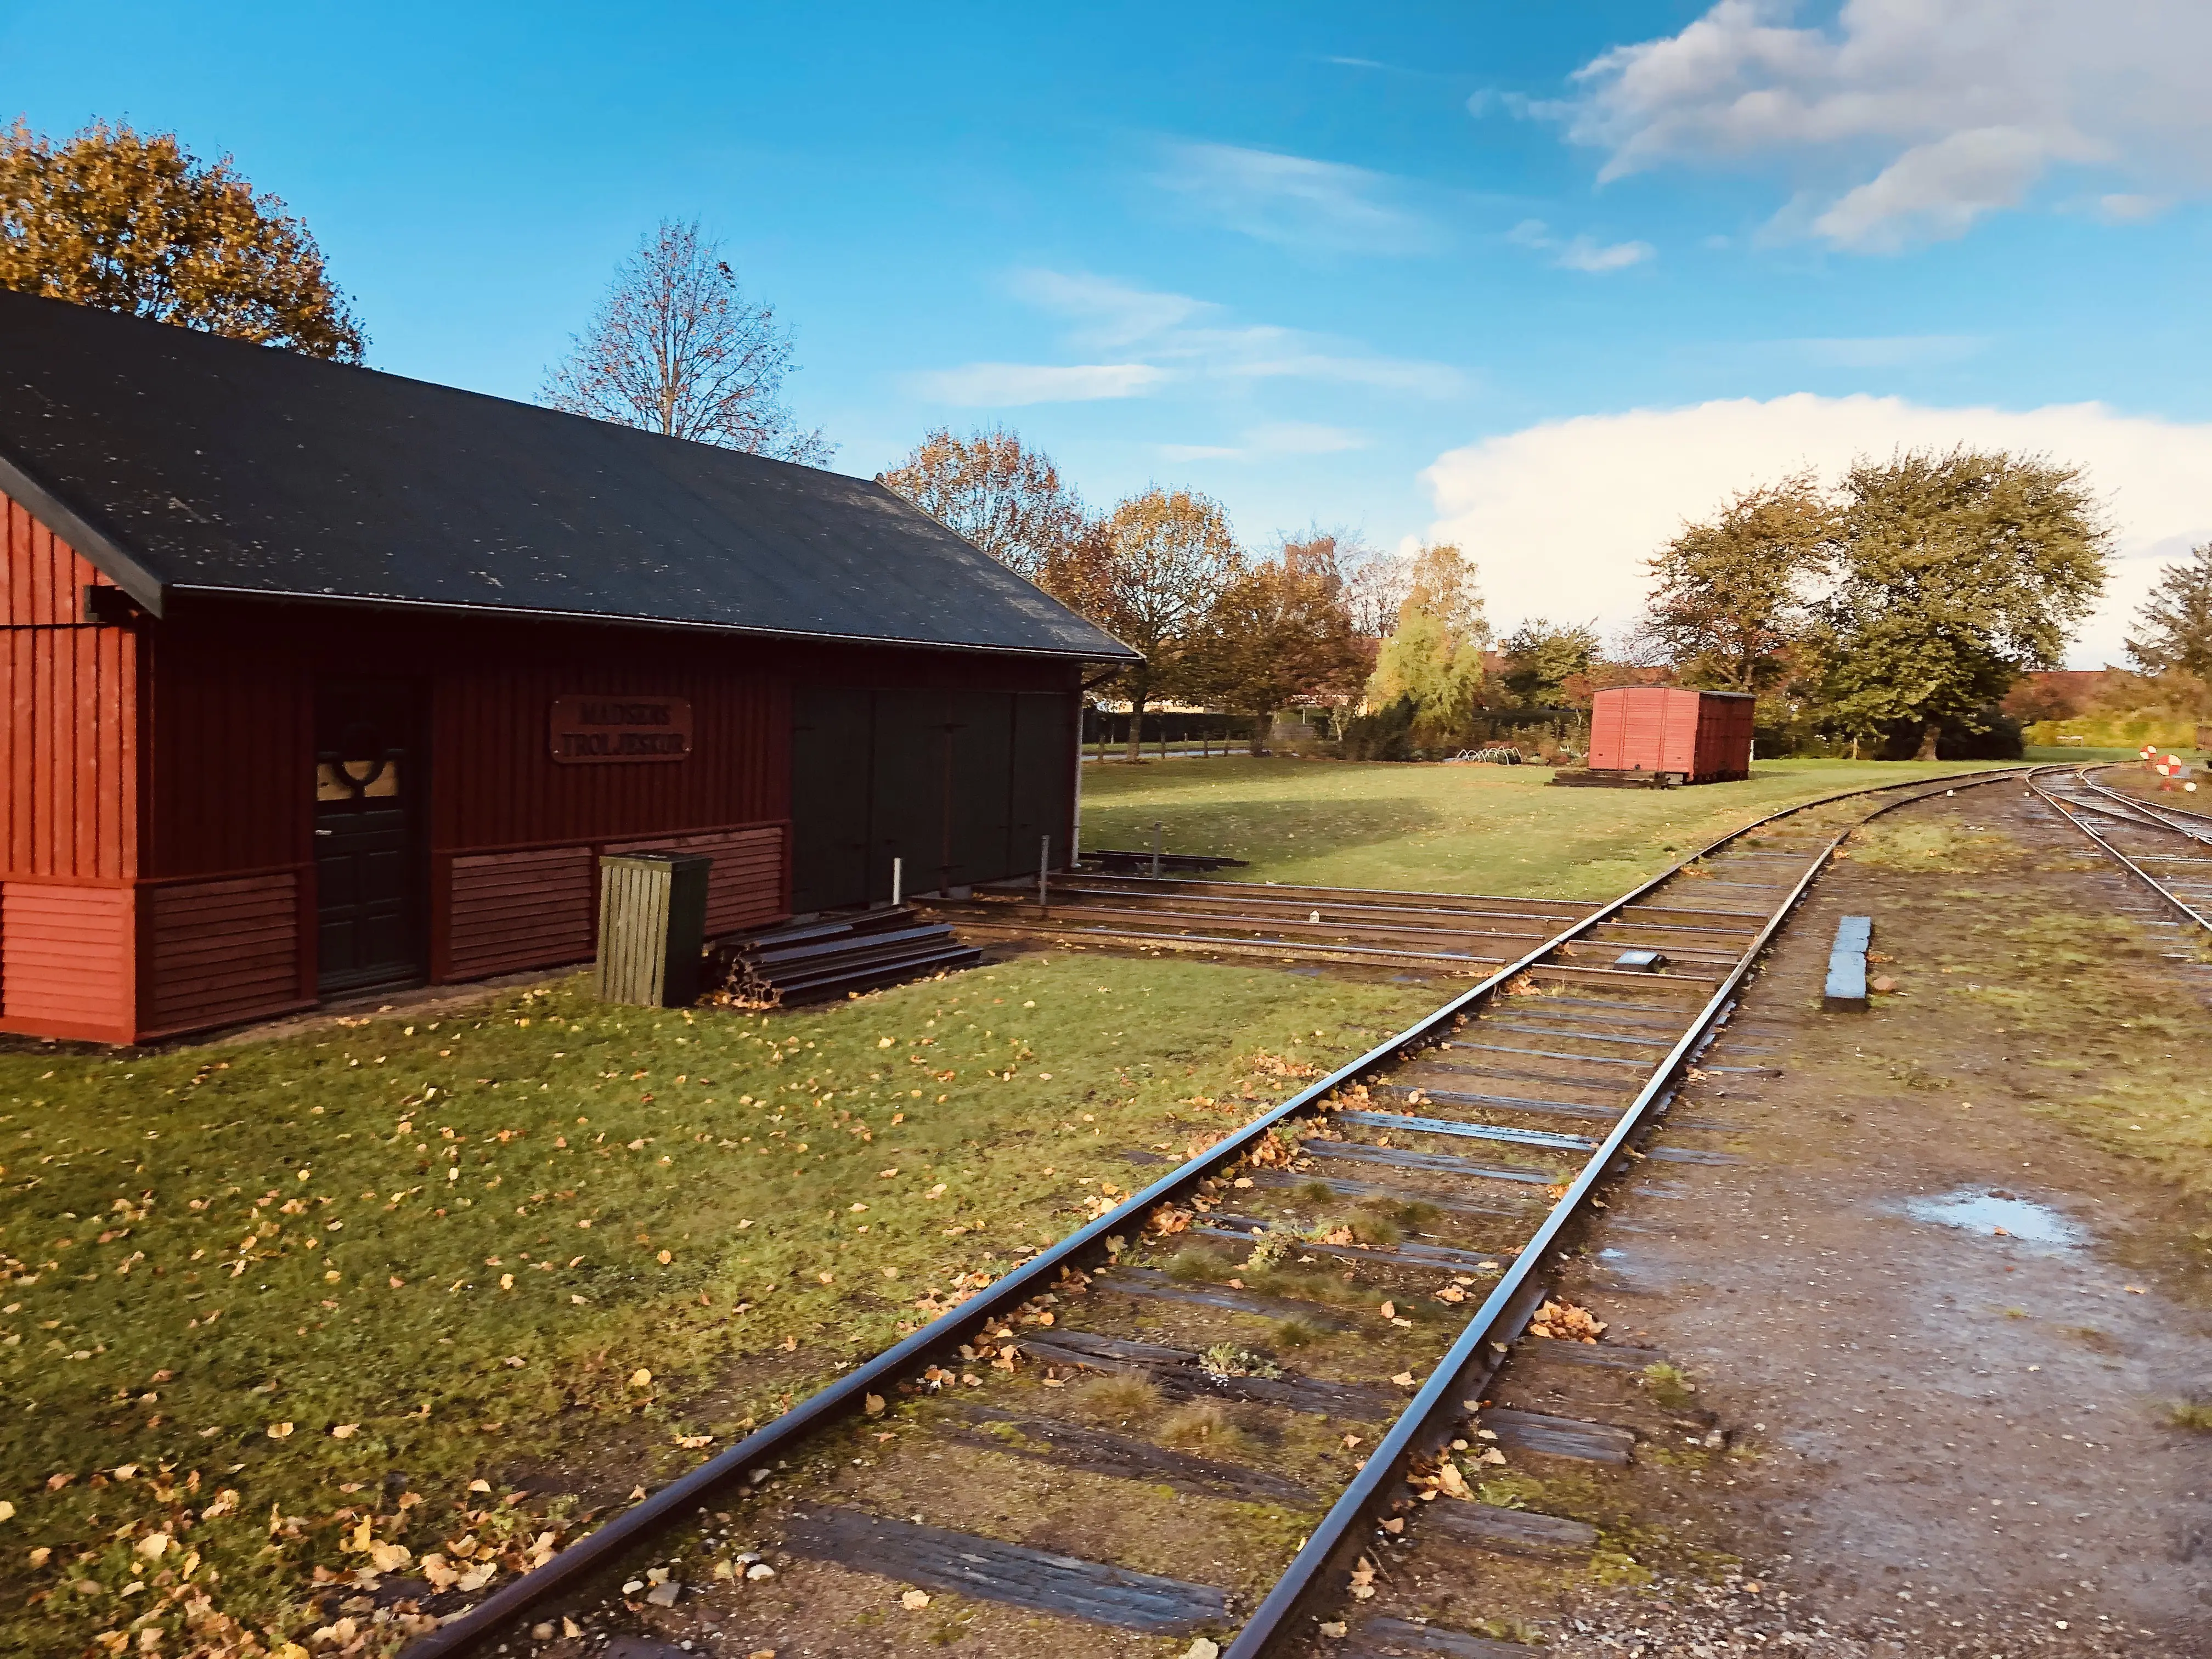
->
(1081, 755), (2007, 899)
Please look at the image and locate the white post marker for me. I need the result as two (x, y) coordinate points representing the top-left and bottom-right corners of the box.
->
(1824, 915), (1873, 1012)
(890, 856), (903, 908)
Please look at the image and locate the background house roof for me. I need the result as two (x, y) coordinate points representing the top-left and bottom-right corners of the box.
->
(0, 292), (1136, 661)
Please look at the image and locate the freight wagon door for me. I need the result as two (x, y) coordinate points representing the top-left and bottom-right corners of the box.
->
(313, 680), (425, 991)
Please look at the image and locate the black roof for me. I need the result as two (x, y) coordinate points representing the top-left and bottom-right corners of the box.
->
(0, 292), (1136, 661)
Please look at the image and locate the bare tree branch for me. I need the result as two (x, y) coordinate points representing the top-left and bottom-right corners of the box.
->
(541, 219), (832, 464)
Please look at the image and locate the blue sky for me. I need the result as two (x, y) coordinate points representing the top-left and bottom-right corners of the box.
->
(7, 1), (2210, 661)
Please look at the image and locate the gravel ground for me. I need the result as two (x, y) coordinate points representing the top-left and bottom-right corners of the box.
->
(1547, 1567), (2164, 1657)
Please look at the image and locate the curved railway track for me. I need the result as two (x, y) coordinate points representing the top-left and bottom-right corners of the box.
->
(409, 766), (2027, 1659)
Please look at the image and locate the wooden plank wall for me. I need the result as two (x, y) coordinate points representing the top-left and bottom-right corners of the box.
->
(0, 496), (136, 880)
(603, 824), (786, 936)
(140, 873), (301, 1037)
(445, 845), (595, 980)
(0, 494), (140, 1042)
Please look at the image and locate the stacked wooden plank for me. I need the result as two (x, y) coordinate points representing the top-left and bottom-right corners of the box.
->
(710, 904), (980, 1007)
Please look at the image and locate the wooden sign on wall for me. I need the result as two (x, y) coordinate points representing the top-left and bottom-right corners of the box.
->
(549, 695), (693, 763)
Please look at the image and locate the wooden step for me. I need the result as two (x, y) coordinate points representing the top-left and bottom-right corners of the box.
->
(1481, 1406), (1637, 1464)
(1428, 1500), (1599, 1558)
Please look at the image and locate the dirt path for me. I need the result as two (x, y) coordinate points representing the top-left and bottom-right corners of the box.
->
(1432, 782), (2212, 1656)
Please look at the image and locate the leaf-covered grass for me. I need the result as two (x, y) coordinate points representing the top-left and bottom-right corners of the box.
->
(1079, 756), (2008, 899)
(0, 956), (1431, 1657)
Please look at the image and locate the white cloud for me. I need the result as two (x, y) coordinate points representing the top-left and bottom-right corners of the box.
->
(1508, 218), (1655, 272)
(1006, 270), (1213, 349)
(1558, 235), (1656, 272)
(909, 362), (1169, 407)
(1566, 0), (2212, 251)
(1810, 126), (2052, 251)
(1158, 422), (1368, 463)
(1154, 141), (1438, 254)
(1421, 392), (2212, 666)
(2098, 191), (2166, 222)
(911, 270), (1465, 409)
(1218, 350), (1464, 397)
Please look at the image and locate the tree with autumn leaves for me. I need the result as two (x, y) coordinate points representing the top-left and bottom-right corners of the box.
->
(0, 119), (364, 359)
(881, 428), (1369, 757)
(1189, 532), (1369, 753)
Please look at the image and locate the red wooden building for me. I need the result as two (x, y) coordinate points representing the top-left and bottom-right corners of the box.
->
(0, 294), (1136, 1044)
(1587, 687), (1755, 785)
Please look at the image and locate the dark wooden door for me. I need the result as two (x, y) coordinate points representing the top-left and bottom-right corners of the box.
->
(946, 690), (1014, 888)
(314, 680), (423, 991)
(868, 690), (951, 900)
(1009, 692), (1074, 871)
(791, 688), (874, 913)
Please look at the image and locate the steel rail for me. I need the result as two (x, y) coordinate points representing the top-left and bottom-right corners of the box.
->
(2068, 769), (2212, 841)
(405, 763), (2027, 1658)
(1219, 765), (2027, 1658)
(2027, 766), (2212, 934)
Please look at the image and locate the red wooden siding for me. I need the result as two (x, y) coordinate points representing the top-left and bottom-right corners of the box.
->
(1, 495), (137, 881)
(605, 823), (787, 935)
(0, 494), (139, 1039)
(140, 873), (308, 1036)
(143, 622), (310, 879)
(0, 883), (133, 1042)
(445, 846), (596, 980)
(429, 647), (786, 853)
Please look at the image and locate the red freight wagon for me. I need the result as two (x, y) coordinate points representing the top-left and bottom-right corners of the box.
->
(1587, 687), (1755, 785)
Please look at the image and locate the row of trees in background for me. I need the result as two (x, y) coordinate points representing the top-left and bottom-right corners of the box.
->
(1641, 450), (2109, 759)
(875, 426), (1624, 758)
(880, 425), (2126, 766)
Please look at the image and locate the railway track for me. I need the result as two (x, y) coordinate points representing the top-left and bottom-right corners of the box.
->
(2028, 765), (2212, 951)
(408, 768), (2024, 1659)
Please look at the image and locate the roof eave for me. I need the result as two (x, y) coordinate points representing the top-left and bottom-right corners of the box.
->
(171, 584), (1146, 664)
(0, 437), (168, 616)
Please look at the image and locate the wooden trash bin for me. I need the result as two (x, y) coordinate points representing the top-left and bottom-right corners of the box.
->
(595, 851), (713, 1007)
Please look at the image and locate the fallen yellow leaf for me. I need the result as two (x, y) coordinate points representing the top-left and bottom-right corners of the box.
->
(900, 1589), (931, 1610)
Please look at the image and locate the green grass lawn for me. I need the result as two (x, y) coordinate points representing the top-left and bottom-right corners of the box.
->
(1079, 755), (2014, 900)
(0, 959), (1432, 1657)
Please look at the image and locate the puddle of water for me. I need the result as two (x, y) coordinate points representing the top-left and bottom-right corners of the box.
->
(1900, 1187), (2086, 1248)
